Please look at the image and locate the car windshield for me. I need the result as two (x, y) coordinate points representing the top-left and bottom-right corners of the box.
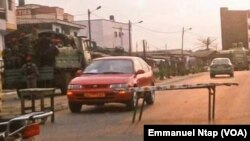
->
(211, 58), (230, 65)
(83, 59), (134, 74)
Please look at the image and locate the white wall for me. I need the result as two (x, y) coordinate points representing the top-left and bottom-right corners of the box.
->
(52, 24), (62, 33)
(70, 28), (79, 36)
(76, 20), (129, 51)
(102, 20), (129, 51)
(6, 0), (16, 30)
(0, 19), (6, 31)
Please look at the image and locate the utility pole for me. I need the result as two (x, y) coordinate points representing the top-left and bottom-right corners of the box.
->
(181, 27), (192, 60)
(181, 27), (184, 59)
(88, 9), (92, 48)
(128, 20), (132, 56)
(87, 6), (101, 49)
(143, 40), (146, 60)
(136, 42), (138, 56)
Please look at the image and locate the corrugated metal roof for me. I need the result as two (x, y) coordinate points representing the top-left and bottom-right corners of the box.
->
(191, 49), (217, 58)
(17, 18), (85, 29)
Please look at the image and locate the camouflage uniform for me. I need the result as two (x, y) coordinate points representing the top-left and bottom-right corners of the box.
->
(21, 57), (39, 88)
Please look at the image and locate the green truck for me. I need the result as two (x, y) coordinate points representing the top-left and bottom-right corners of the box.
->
(215, 47), (249, 71)
(3, 30), (91, 95)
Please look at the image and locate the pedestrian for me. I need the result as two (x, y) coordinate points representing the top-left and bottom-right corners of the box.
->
(21, 56), (39, 88)
(158, 60), (166, 80)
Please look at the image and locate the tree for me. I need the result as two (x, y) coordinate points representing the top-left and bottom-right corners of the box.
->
(197, 37), (217, 50)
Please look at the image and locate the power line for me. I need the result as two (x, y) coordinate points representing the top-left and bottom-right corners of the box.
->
(134, 25), (181, 34)
(188, 31), (217, 39)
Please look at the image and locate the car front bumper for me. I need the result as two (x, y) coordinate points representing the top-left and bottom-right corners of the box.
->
(67, 90), (133, 105)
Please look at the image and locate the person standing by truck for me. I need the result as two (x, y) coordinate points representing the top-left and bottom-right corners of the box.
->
(21, 56), (39, 88)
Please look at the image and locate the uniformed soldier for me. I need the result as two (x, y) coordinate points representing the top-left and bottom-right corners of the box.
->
(21, 56), (39, 88)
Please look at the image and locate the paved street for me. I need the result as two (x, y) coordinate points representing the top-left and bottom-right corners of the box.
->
(32, 71), (250, 141)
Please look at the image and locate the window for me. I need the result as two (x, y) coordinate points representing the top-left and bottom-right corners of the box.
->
(134, 59), (143, 72)
(8, 0), (12, 11)
(119, 32), (123, 37)
(0, 0), (5, 9)
(55, 28), (60, 33)
(138, 58), (150, 72)
(84, 59), (134, 74)
(114, 32), (118, 37)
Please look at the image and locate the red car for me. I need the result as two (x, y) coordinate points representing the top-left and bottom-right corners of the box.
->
(67, 56), (155, 113)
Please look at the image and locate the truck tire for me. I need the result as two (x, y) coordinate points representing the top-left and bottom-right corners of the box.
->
(57, 71), (73, 95)
(69, 102), (82, 113)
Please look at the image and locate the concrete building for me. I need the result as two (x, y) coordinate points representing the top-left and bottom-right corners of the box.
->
(75, 17), (130, 52)
(16, 4), (85, 35)
(0, 0), (17, 112)
(220, 7), (250, 50)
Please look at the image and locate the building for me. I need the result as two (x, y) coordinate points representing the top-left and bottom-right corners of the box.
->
(220, 7), (250, 50)
(0, 0), (17, 112)
(75, 16), (130, 52)
(16, 4), (85, 35)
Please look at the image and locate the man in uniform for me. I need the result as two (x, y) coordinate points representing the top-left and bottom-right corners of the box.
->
(21, 56), (39, 88)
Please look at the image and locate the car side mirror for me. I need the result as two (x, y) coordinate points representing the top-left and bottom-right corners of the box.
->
(75, 69), (83, 77)
(135, 69), (145, 75)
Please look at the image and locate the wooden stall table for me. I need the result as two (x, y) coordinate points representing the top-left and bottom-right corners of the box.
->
(18, 88), (55, 123)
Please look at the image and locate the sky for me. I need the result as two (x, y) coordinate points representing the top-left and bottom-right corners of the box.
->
(16, 0), (250, 51)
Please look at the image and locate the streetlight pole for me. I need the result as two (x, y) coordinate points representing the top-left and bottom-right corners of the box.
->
(128, 20), (132, 55)
(87, 6), (101, 49)
(88, 9), (91, 48)
(181, 27), (184, 59)
(128, 20), (143, 56)
(181, 27), (192, 59)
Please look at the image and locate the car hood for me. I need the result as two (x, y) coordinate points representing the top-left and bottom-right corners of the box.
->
(70, 74), (134, 85)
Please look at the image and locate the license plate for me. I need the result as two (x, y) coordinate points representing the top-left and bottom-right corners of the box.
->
(84, 93), (105, 98)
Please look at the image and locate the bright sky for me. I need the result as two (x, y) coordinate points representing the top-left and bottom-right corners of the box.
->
(17, 0), (250, 51)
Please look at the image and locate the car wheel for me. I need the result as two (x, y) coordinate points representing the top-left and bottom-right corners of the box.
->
(69, 102), (82, 113)
(126, 91), (137, 110)
(145, 89), (155, 105)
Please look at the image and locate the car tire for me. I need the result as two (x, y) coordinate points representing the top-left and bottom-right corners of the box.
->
(126, 91), (137, 111)
(69, 102), (82, 113)
(145, 89), (155, 105)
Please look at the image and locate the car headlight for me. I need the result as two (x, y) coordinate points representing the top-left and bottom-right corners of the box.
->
(68, 84), (83, 90)
(110, 84), (129, 91)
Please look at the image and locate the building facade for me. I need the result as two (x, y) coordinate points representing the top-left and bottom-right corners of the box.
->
(76, 17), (130, 52)
(0, 0), (17, 112)
(16, 4), (84, 35)
(220, 7), (250, 50)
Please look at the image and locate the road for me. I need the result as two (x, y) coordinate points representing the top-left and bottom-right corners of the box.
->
(35, 71), (249, 141)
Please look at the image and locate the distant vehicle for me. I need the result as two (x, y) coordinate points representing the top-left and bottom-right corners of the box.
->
(215, 47), (249, 71)
(210, 58), (234, 78)
(67, 56), (155, 113)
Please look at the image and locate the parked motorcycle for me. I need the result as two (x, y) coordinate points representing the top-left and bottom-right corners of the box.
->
(0, 111), (53, 141)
